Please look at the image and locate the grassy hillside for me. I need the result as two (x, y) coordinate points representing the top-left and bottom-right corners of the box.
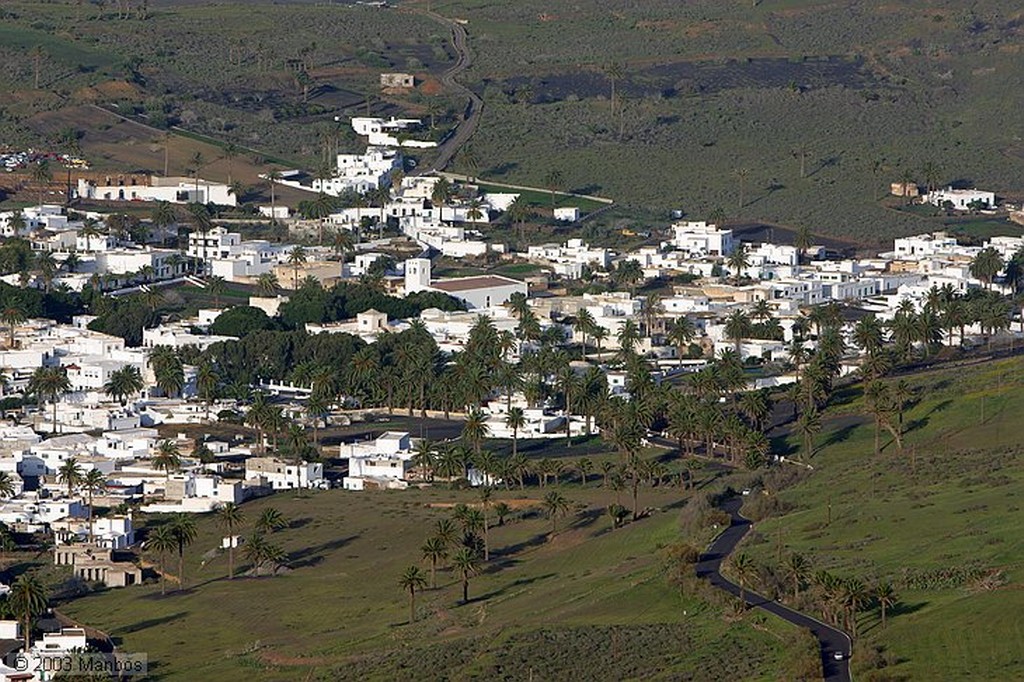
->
(737, 355), (1024, 680)
(443, 0), (1024, 244)
(58, 483), (808, 681)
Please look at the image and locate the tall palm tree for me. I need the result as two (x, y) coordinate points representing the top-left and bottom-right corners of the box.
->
(796, 408), (821, 460)
(31, 160), (52, 209)
(421, 536), (448, 589)
(574, 308), (595, 361)
(450, 547), (479, 604)
(542, 490), (571, 535)
(1, 302), (26, 350)
(668, 316), (696, 365)
(461, 410), (490, 457)
(724, 309), (751, 355)
(27, 366), (70, 434)
(969, 247), (1004, 290)
(399, 565), (428, 624)
(875, 581), (898, 629)
(82, 469), (106, 543)
(10, 573), (48, 650)
(732, 553), (755, 608)
(169, 513), (198, 591)
(478, 486), (492, 561)
(266, 170), (283, 223)
(206, 275), (227, 307)
(784, 553), (809, 601)
(216, 502), (245, 579)
(146, 524), (178, 595)
(153, 439), (182, 484)
(287, 245), (307, 289)
(57, 457), (83, 497)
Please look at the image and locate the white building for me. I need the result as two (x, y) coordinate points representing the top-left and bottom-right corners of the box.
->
(313, 147), (401, 196)
(77, 176), (236, 206)
(404, 258), (526, 309)
(672, 221), (734, 257)
(245, 457), (326, 490)
(925, 187), (995, 210)
(350, 117), (437, 148)
(342, 432), (415, 491)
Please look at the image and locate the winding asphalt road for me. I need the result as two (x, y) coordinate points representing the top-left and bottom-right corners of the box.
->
(697, 497), (853, 682)
(415, 10), (483, 173)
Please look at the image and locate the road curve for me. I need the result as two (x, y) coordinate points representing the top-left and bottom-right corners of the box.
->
(696, 497), (853, 682)
(413, 10), (483, 173)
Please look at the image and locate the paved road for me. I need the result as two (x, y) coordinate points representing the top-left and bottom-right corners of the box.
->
(415, 10), (483, 173)
(696, 497), (853, 682)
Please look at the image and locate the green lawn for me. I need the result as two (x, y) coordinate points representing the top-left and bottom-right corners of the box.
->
(737, 356), (1024, 680)
(58, 478), (800, 681)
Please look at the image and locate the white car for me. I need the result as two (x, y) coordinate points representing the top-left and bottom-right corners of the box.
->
(832, 651), (845, 661)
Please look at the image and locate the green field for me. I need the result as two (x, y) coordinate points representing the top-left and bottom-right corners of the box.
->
(58, 481), (807, 681)
(735, 356), (1024, 680)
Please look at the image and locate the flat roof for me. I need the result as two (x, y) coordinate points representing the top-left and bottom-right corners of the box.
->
(431, 275), (523, 293)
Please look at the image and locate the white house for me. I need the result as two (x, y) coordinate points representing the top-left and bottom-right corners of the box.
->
(925, 187), (995, 210)
(672, 221), (734, 256)
(313, 147), (401, 196)
(404, 258), (527, 309)
(350, 117), (437, 148)
(342, 432), (415, 491)
(77, 176), (236, 206)
(245, 457), (326, 490)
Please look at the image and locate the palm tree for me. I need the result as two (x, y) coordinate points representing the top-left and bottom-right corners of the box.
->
(243, 532), (287, 576)
(82, 469), (106, 543)
(793, 224), (812, 262)
(1, 302), (26, 350)
(784, 553), (809, 601)
(478, 486), (493, 560)
(169, 513), (198, 591)
(544, 169), (564, 209)
(256, 273), (279, 297)
(103, 365), (145, 406)
(970, 247), (1004, 290)
(732, 552), (755, 608)
(542, 490), (571, 535)
(145, 524), (178, 595)
(726, 243), (749, 279)
(461, 409), (490, 456)
(575, 457), (592, 485)
(216, 502), (245, 579)
(153, 439), (182, 483)
(724, 309), (751, 355)
(494, 502), (511, 526)
(10, 573), (47, 650)
(421, 536), (448, 589)
(668, 316), (696, 365)
(574, 308), (595, 360)
(255, 507), (287, 534)
(206, 275), (227, 307)
(27, 366), (70, 434)
(796, 408), (821, 460)
(0, 471), (15, 500)
(287, 245), (307, 289)
(875, 581), (897, 629)
(57, 457), (83, 497)
(266, 170), (283, 223)
(450, 547), (479, 604)
(31, 160), (52, 209)
(399, 565), (428, 623)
